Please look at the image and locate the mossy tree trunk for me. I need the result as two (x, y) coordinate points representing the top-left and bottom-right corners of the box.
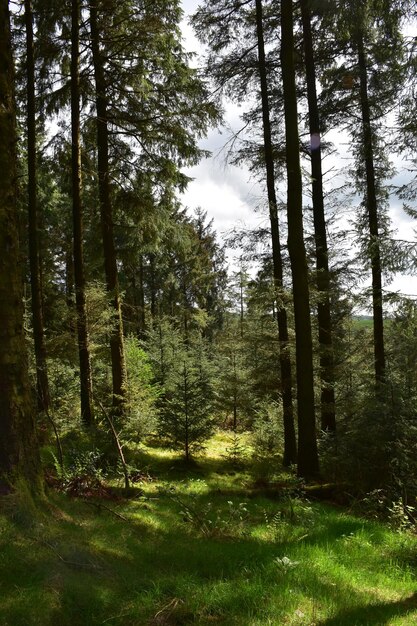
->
(0, 0), (41, 491)
(24, 0), (50, 413)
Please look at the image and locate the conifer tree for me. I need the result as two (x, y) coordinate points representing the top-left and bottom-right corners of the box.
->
(0, 0), (40, 489)
(281, 0), (319, 478)
(255, 0), (296, 464)
(24, 0), (50, 413)
(71, 0), (94, 425)
(192, 0), (298, 464)
(89, 0), (127, 413)
(300, 0), (335, 430)
(319, 0), (405, 387)
(148, 320), (215, 460)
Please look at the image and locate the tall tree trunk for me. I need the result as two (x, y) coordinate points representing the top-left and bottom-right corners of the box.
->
(255, 0), (297, 466)
(138, 255), (146, 338)
(89, 0), (127, 412)
(357, 32), (385, 384)
(149, 253), (157, 321)
(65, 239), (76, 336)
(24, 0), (50, 413)
(280, 0), (319, 478)
(0, 0), (41, 490)
(72, 0), (94, 426)
(300, 0), (336, 432)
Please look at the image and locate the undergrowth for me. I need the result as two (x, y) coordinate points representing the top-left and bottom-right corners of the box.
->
(0, 432), (416, 625)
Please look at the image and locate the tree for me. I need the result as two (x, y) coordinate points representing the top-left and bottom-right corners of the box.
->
(148, 319), (215, 461)
(255, 0), (296, 464)
(356, 20), (386, 385)
(0, 0), (40, 490)
(281, 0), (319, 478)
(300, 0), (336, 431)
(89, 0), (127, 413)
(318, 0), (405, 388)
(24, 0), (50, 413)
(71, 0), (94, 426)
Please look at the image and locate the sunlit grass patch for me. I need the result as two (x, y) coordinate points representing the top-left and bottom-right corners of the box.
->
(1, 437), (417, 625)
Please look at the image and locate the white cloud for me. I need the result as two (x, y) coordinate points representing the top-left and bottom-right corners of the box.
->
(180, 0), (417, 303)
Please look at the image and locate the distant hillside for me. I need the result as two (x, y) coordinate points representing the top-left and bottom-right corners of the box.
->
(352, 315), (373, 329)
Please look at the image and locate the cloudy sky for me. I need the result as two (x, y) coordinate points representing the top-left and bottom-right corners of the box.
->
(179, 0), (417, 302)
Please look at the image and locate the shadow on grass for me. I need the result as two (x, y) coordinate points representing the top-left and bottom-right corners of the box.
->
(1, 469), (416, 626)
(318, 592), (417, 625)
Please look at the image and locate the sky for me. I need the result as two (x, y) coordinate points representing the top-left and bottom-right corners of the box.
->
(178, 0), (417, 304)
(179, 1), (270, 260)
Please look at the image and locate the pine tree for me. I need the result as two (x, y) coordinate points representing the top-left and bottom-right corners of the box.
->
(255, 0), (296, 464)
(281, 0), (319, 478)
(300, 0), (335, 431)
(24, 0), (50, 413)
(89, 0), (127, 413)
(71, 0), (94, 426)
(0, 0), (41, 490)
(148, 320), (215, 460)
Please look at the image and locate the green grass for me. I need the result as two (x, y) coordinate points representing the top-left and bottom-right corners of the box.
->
(0, 434), (416, 625)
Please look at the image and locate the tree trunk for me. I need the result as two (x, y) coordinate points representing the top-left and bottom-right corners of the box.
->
(255, 0), (297, 466)
(0, 0), (41, 490)
(149, 253), (157, 320)
(184, 364), (190, 462)
(357, 32), (385, 384)
(280, 0), (319, 478)
(89, 0), (127, 412)
(138, 255), (146, 338)
(300, 0), (336, 432)
(24, 0), (50, 413)
(71, 0), (94, 426)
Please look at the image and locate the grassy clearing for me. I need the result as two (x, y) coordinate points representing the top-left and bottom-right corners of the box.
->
(0, 433), (416, 625)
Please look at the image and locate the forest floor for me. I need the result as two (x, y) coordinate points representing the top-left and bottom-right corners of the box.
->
(0, 432), (416, 626)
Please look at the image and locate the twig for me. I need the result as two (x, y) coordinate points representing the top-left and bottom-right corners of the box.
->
(95, 397), (130, 490)
(38, 539), (101, 571)
(84, 500), (128, 522)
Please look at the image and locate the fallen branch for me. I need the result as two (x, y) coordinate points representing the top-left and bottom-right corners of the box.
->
(95, 397), (130, 491)
(84, 500), (128, 521)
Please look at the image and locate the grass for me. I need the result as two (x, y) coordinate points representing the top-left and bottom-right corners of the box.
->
(0, 432), (416, 625)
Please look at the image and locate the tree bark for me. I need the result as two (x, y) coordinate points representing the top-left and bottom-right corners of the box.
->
(300, 0), (336, 432)
(0, 0), (41, 490)
(357, 32), (385, 384)
(280, 0), (319, 478)
(71, 0), (94, 426)
(24, 0), (50, 413)
(89, 0), (127, 412)
(255, 0), (297, 466)
(138, 255), (146, 338)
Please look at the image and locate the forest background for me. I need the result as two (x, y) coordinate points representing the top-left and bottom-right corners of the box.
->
(3, 0), (417, 623)
(2, 0), (417, 529)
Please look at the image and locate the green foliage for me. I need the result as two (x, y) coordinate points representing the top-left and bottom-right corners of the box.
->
(124, 335), (159, 439)
(147, 319), (216, 459)
(47, 359), (80, 431)
(223, 431), (248, 468)
(215, 317), (253, 428)
(163, 486), (250, 538)
(321, 303), (417, 507)
(157, 353), (215, 460)
(249, 401), (286, 483)
(252, 401), (284, 460)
